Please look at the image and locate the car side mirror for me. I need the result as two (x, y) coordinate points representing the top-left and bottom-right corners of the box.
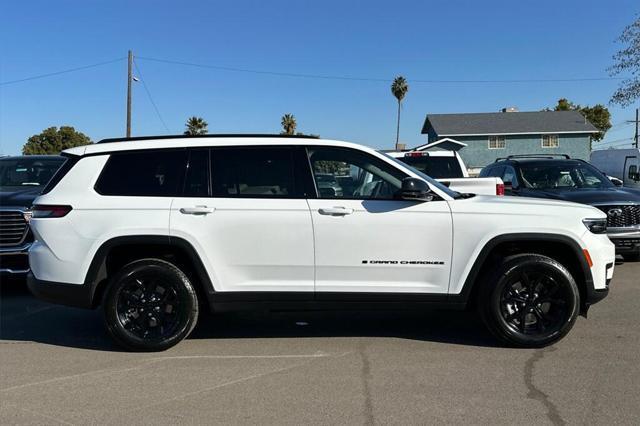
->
(396, 177), (434, 202)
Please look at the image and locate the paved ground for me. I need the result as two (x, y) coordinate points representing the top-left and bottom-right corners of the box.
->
(1, 261), (638, 425)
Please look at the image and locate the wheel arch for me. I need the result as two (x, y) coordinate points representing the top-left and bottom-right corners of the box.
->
(84, 235), (215, 309)
(452, 233), (594, 314)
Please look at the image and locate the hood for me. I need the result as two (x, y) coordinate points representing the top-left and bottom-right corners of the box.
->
(521, 187), (640, 205)
(0, 187), (43, 209)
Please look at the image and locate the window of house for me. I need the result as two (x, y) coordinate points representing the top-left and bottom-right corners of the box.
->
(488, 136), (506, 149)
(542, 134), (559, 148)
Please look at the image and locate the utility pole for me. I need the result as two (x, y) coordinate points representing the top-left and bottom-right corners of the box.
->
(635, 108), (639, 149)
(126, 50), (133, 138)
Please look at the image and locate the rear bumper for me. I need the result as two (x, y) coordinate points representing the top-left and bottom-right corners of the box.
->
(27, 272), (94, 308)
(0, 243), (31, 277)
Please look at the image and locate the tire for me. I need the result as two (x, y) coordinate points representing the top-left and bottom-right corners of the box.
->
(477, 254), (580, 348)
(103, 258), (199, 352)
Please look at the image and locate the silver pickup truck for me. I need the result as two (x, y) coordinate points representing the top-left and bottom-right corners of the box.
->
(387, 150), (504, 195)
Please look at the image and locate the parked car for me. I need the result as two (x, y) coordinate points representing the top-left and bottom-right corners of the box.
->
(591, 148), (640, 188)
(480, 154), (640, 260)
(314, 172), (343, 197)
(0, 155), (65, 279)
(387, 150), (504, 195)
(28, 135), (614, 351)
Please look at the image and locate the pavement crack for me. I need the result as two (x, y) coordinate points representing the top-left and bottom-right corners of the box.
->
(358, 340), (374, 426)
(523, 347), (565, 426)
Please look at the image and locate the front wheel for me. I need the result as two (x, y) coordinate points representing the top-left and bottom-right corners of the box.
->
(103, 259), (199, 352)
(478, 254), (580, 348)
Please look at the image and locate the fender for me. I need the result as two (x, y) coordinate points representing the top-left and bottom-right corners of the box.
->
(449, 233), (595, 306)
(83, 235), (214, 307)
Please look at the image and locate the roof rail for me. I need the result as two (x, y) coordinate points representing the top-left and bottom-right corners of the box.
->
(97, 134), (321, 144)
(494, 154), (571, 162)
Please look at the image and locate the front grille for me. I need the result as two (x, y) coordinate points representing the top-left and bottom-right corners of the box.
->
(597, 205), (640, 228)
(0, 210), (28, 246)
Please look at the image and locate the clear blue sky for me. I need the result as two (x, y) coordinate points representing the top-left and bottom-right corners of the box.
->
(0, 0), (638, 155)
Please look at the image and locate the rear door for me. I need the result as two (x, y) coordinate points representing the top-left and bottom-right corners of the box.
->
(170, 146), (316, 293)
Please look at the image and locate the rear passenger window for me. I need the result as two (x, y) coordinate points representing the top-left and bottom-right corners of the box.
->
(183, 150), (209, 197)
(95, 150), (187, 196)
(211, 147), (299, 198)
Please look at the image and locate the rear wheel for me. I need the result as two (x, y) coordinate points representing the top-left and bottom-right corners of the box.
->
(103, 259), (199, 351)
(478, 254), (579, 348)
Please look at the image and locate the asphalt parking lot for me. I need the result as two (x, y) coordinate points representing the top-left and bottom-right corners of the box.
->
(1, 261), (639, 425)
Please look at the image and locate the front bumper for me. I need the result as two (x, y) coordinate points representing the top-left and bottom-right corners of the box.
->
(0, 243), (31, 277)
(27, 272), (94, 308)
(607, 226), (640, 254)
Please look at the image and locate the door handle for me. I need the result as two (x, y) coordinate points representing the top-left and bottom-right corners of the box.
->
(179, 206), (215, 215)
(318, 207), (354, 216)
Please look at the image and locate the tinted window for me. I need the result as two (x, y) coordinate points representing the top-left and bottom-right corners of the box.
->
(184, 150), (209, 197)
(502, 165), (519, 187)
(519, 162), (613, 190)
(96, 150), (188, 196)
(211, 147), (299, 198)
(481, 166), (504, 178)
(308, 147), (407, 199)
(398, 155), (463, 179)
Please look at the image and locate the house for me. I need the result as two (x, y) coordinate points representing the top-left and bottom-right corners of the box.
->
(421, 109), (599, 173)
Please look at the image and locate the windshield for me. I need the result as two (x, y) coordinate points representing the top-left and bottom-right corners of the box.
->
(381, 153), (461, 199)
(0, 157), (65, 188)
(519, 162), (614, 190)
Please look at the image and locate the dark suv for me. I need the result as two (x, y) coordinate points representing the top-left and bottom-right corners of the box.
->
(480, 154), (640, 260)
(0, 155), (65, 278)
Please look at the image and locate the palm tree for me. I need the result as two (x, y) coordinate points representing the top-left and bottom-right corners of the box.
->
(184, 116), (208, 135)
(281, 114), (297, 135)
(391, 76), (409, 149)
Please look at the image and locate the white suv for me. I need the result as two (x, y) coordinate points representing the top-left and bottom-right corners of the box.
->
(27, 135), (615, 351)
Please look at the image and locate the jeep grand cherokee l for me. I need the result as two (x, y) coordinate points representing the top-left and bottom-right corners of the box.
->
(27, 135), (615, 351)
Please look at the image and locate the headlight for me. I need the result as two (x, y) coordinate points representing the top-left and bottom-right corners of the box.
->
(583, 218), (607, 234)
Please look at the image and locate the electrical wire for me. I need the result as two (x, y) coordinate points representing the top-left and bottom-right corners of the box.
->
(133, 60), (171, 133)
(0, 58), (125, 86)
(136, 55), (623, 84)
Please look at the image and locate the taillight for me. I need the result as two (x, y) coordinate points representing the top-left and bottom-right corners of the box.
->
(496, 183), (505, 196)
(32, 205), (73, 218)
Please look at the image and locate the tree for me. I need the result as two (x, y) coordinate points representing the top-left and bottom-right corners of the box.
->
(281, 114), (297, 135)
(391, 76), (409, 149)
(609, 16), (640, 107)
(22, 126), (92, 155)
(184, 116), (208, 135)
(552, 98), (611, 142)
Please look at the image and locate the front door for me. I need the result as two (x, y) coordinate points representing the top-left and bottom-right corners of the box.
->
(170, 147), (315, 293)
(305, 146), (453, 294)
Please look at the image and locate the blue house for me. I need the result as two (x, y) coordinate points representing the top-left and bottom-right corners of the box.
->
(421, 109), (599, 173)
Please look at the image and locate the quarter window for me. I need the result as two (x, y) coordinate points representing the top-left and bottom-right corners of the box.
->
(308, 147), (407, 199)
(210, 147), (299, 198)
(542, 135), (559, 148)
(95, 150), (188, 196)
(488, 136), (506, 149)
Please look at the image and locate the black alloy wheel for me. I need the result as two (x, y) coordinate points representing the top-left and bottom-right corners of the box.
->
(103, 259), (199, 351)
(478, 254), (580, 348)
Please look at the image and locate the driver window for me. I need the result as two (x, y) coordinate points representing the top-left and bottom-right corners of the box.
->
(308, 147), (407, 199)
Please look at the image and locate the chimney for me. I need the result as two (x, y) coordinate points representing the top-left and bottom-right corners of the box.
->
(501, 107), (519, 113)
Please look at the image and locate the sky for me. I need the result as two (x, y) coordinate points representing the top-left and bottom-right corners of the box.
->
(0, 0), (638, 155)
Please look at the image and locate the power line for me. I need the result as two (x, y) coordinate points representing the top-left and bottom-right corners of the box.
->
(136, 55), (623, 84)
(133, 59), (170, 133)
(0, 58), (125, 86)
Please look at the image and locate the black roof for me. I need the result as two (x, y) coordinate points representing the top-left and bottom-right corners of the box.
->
(98, 134), (320, 144)
(422, 110), (598, 136)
